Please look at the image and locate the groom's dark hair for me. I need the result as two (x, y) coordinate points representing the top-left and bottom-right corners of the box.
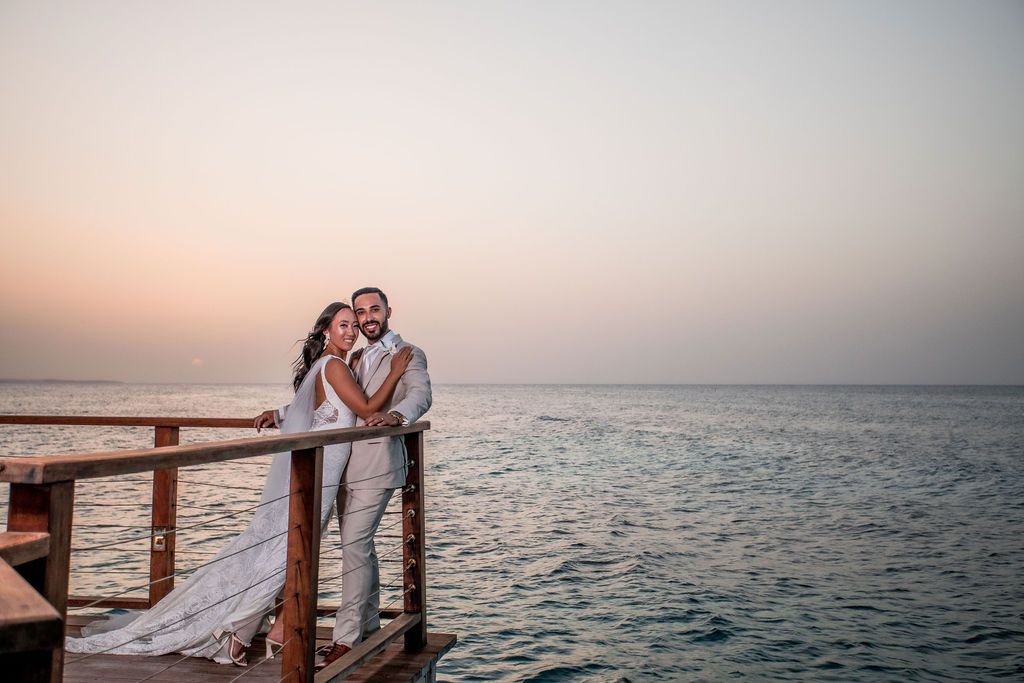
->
(351, 287), (389, 308)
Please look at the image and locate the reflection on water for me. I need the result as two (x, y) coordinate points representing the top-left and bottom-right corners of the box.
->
(2, 383), (1023, 680)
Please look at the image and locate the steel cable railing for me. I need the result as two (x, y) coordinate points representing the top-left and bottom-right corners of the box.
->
(68, 524), (301, 611)
(320, 511), (410, 566)
(67, 475), (409, 609)
(316, 542), (406, 590)
(177, 479), (265, 493)
(65, 469), (411, 651)
(314, 532), (410, 645)
(69, 499), (407, 611)
(339, 460), (412, 487)
(71, 490), (295, 552)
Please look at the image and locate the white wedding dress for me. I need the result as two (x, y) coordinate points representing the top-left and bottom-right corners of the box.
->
(66, 356), (356, 663)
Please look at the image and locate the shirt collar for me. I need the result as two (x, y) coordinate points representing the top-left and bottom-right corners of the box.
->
(373, 329), (397, 352)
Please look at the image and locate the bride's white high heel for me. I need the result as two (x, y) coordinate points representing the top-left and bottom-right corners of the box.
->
(229, 633), (248, 667)
(264, 636), (284, 660)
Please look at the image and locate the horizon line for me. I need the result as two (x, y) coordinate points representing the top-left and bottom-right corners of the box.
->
(1, 379), (1023, 388)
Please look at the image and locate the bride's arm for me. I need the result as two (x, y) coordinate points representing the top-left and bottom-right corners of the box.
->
(325, 349), (413, 420)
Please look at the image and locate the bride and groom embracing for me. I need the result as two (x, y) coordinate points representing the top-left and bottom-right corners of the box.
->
(66, 287), (432, 671)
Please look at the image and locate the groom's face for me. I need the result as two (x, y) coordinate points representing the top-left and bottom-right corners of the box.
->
(354, 293), (391, 342)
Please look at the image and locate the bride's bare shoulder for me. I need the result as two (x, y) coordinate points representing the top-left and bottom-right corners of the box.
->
(323, 355), (355, 383)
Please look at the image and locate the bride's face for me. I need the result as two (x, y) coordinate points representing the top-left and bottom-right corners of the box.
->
(328, 308), (359, 352)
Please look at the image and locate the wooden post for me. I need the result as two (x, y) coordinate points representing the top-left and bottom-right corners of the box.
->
(280, 447), (323, 683)
(149, 426), (179, 606)
(7, 481), (75, 683)
(402, 431), (427, 651)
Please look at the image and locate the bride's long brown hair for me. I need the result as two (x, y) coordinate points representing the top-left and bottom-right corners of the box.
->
(292, 302), (350, 391)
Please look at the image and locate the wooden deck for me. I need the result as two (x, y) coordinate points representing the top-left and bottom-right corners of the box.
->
(321, 632), (456, 683)
(64, 621), (456, 683)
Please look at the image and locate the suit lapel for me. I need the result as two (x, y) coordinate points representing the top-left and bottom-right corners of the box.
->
(364, 334), (403, 389)
(365, 351), (389, 388)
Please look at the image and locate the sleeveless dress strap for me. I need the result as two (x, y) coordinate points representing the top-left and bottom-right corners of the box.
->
(319, 356), (350, 411)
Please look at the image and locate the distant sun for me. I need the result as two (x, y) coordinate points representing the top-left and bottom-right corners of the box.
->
(191, 357), (203, 367)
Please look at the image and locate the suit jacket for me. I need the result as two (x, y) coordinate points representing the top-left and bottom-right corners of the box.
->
(347, 333), (432, 489)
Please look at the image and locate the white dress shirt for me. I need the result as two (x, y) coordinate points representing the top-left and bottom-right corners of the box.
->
(359, 329), (397, 383)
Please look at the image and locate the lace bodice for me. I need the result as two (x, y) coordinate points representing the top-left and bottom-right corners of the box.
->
(313, 400), (340, 428)
(311, 355), (351, 429)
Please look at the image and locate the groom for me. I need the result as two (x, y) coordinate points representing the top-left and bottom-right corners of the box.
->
(323, 286), (432, 664)
(256, 287), (431, 667)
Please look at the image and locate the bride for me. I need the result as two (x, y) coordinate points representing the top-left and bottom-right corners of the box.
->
(66, 301), (412, 665)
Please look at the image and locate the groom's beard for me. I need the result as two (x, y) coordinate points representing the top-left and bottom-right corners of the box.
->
(361, 320), (388, 342)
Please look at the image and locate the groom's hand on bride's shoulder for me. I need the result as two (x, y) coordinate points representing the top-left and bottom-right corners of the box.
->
(254, 410), (278, 432)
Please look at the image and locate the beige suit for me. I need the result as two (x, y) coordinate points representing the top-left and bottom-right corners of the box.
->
(344, 334), (432, 490)
(333, 332), (431, 646)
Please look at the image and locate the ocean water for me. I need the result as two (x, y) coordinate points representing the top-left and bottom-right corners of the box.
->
(1, 383), (1023, 681)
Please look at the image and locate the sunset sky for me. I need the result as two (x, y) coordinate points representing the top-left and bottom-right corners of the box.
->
(1, 1), (1022, 384)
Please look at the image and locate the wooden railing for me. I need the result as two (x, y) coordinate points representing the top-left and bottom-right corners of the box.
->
(0, 415), (431, 682)
(3, 416), (257, 610)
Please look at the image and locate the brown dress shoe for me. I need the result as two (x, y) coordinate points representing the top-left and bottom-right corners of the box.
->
(315, 642), (352, 671)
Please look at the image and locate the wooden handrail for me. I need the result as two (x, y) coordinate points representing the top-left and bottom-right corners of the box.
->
(0, 532), (50, 566)
(0, 416), (254, 428)
(0, 422), (430, 484)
